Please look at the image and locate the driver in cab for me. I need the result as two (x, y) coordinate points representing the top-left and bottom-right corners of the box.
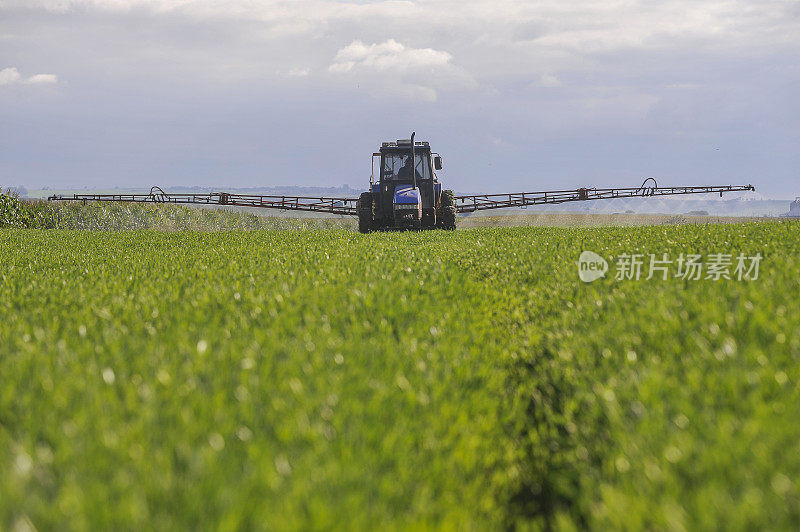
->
(396, 157), (422, 181)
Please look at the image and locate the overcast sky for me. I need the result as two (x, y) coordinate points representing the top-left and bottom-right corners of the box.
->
(1, 0), (798, 196)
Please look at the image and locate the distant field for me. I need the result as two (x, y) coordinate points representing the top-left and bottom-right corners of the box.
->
(458, 212), (762, 228)
(2, 221), (799, 529)
(9, 199), (354, 231)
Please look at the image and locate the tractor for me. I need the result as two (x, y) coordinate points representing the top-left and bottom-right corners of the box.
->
(357, 133), (455, 233)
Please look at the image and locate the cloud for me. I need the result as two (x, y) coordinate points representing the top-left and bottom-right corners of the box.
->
(285, 67), (310, 78)
(4, 1), (797, 91)
(329, 39), (452, 73)
(328, 39), (475, 101)
(26, 73), (58, 84)
(531, 73), (563, 88)
(0, 67), (58, 85)
(0, 67), (21, 85)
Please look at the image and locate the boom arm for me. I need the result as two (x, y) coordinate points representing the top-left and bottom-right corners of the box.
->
(48, 180), (755, 217)
(48, 187), (358, 215)
(454, 180), (755, 213)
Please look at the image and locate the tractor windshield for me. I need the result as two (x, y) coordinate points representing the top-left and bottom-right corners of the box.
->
(381, 153), (431, 182)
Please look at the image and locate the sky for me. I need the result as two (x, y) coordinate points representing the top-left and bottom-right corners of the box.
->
(1, 0), (798, 197)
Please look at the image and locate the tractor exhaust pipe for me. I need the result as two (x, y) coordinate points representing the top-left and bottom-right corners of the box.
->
(410, 131), (416, 191)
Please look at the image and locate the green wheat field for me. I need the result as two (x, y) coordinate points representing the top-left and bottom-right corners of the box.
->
(1, 198), (799, 529)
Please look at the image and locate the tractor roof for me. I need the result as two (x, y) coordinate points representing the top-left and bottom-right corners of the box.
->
(380, 140), (431, 152)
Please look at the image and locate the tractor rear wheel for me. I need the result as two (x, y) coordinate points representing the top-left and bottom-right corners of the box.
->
(358, 192), (374, 234)
(438, 189), (456, 230)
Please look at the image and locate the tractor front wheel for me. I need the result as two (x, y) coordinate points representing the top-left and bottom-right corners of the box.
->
(437, 189), (456, 230)
(358, 192), (374, 234)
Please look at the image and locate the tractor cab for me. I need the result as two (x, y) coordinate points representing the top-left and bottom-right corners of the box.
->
(357, 133), (456, 233)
